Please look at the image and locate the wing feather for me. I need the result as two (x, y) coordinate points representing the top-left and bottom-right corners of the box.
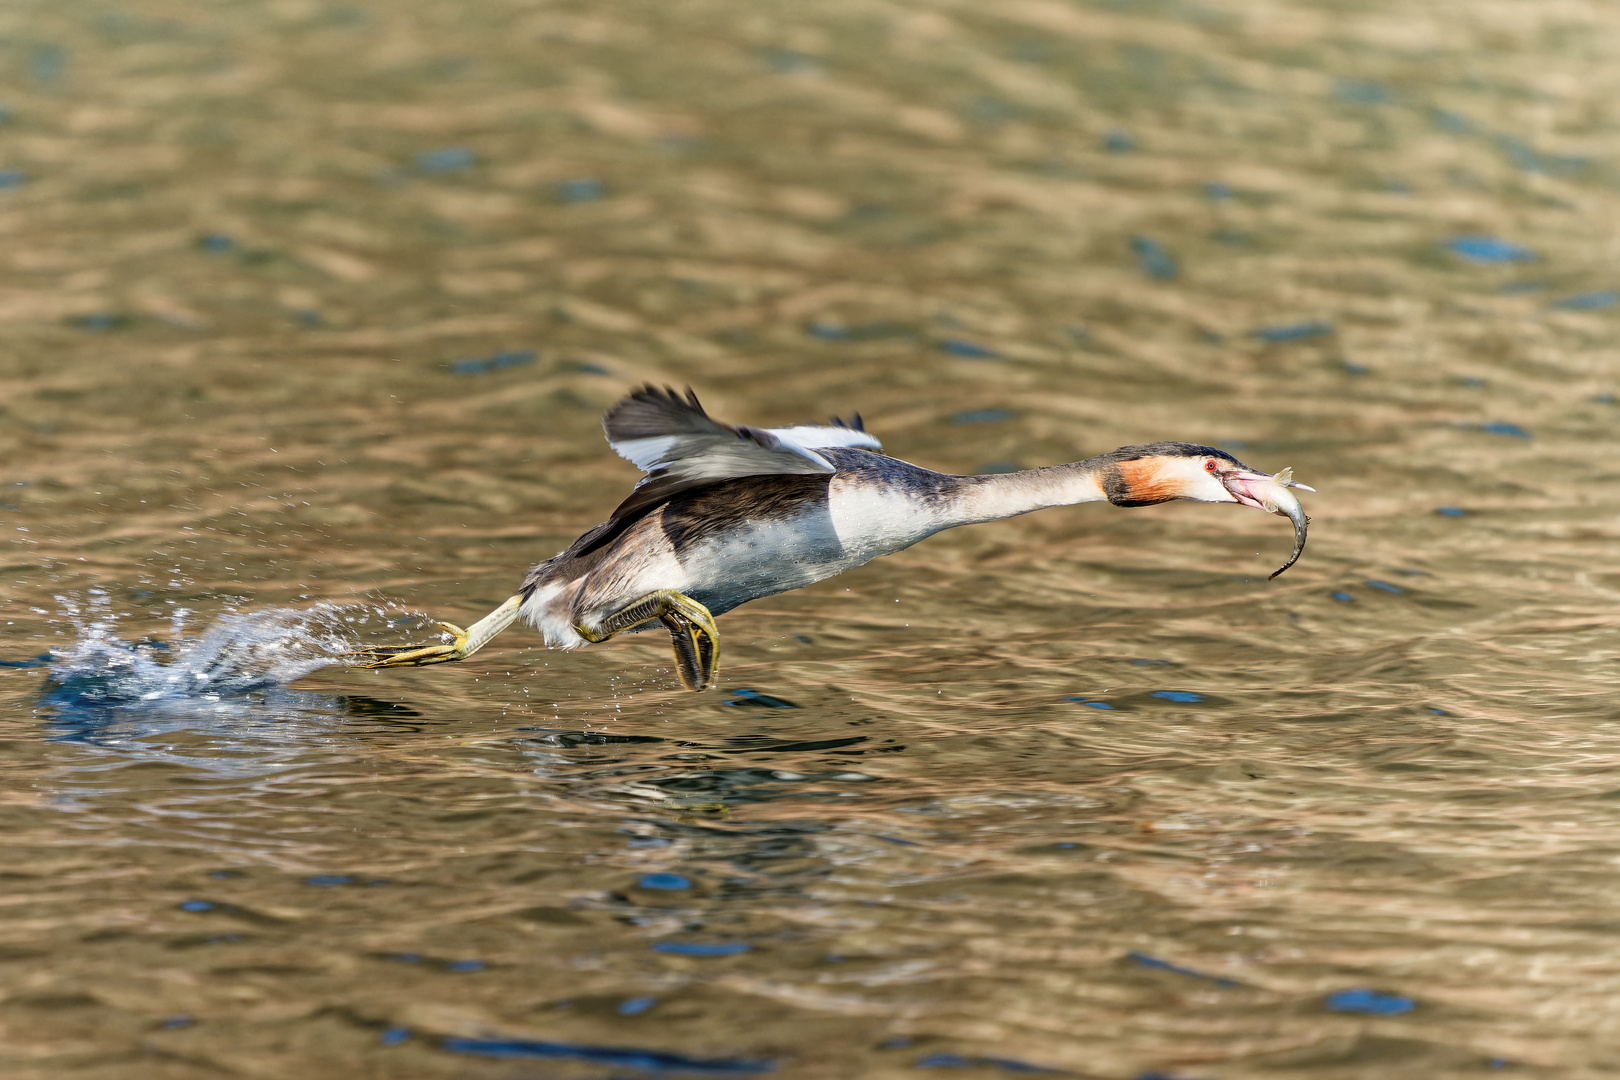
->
(603, 385), (838, 480)
(604, 386), (875, 525)
(766, 424), (882, 453)
(575, 386), (884, 558)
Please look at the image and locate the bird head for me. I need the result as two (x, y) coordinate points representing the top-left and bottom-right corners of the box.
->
(1101, 443), (1315, 579)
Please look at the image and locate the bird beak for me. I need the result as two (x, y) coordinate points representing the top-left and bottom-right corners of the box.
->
(1222, 468), (1314, 580)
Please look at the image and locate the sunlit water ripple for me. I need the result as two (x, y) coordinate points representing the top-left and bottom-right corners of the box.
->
(5, 0), (1620, 1077)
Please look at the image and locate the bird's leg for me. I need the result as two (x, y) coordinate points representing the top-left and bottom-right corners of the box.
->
(355, 594), (524, 668)
(574, 589), (720, 692)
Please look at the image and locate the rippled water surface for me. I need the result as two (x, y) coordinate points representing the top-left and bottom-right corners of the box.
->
(5, 1), (1620, 1076)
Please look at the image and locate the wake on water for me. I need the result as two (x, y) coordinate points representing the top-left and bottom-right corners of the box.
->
(38, 592), (428, 711)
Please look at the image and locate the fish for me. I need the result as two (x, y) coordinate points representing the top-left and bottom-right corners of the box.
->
(1257, 467), (1313, 580)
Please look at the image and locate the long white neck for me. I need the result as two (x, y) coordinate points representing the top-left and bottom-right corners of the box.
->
(944, 461), (1109, 528)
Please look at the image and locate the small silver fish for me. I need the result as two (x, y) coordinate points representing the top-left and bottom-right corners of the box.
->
(1256, 468), (1314, 580)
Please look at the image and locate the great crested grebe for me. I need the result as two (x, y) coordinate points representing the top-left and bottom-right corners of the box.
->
(357, 385), (1313, 690)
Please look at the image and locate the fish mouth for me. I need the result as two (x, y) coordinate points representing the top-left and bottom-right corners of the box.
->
(1223, 468), (1314, 580)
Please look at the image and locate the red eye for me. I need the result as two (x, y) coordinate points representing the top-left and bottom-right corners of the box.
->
(1204, 459), (1219, 473)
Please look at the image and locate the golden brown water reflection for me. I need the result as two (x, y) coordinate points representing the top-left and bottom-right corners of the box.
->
(4, 0), (1620, 1076)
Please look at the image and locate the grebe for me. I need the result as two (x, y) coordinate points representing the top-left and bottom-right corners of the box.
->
(358, 385), (1312, 690)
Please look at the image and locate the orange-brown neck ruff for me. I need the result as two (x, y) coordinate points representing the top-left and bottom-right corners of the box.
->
(1104, 458), (1187, 507)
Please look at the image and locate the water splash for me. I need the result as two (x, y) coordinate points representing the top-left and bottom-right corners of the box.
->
(39, 593), (419, 711)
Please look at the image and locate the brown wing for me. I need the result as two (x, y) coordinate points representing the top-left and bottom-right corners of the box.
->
(602, 385), (838, 523)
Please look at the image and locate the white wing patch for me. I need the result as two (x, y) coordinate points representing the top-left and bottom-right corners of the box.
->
(609, 427), (836, 479)
(767, 425), (883, 453)
(610, 435), (680, 473)
(595, 386), (886, 531)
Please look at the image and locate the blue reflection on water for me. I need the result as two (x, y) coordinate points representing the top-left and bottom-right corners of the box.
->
(413, 147), (475, 173)
(1551, 291), (1618, 311)
(1131, 235), (1177, 280)
(1327, 988), (1415, 1015)
(638, 873), (692, 890)
(446, 349), (536, 375)
(940, 339), (999, 359)
(1128, 950), (1240, 987)
(1478, 421), (1530, 439)
(952, 408), (1016, 425)
(442, 1035), (773, 1074)
(1494, 135), (1584, 176)
(916, 1051), (1062, 1072)
(1335, 79), (1392, 105)
(808, 321), (849, 340)
(557, 177), (606, 202)
(1433, 108), (1473, 133)
(653, 941), (750, 957)
(1254, 320), (1332, 343)
(722, 688), (799, 708)
(1445, 235), (1534, 264)
(30, 45), (66, 85)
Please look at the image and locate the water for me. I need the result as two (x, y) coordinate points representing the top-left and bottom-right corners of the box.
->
(3, 0), (1620, 1076)
(43, 596), (396, 705)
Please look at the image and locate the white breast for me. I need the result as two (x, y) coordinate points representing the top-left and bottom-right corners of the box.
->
(824, 476), (948, 563)
(676, 509), (847, 614)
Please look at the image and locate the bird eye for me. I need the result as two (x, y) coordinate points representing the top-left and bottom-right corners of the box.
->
(1204, 459), (1219, 473)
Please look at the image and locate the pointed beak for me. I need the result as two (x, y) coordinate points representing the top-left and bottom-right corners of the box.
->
(1222, 467), (1315, 580)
